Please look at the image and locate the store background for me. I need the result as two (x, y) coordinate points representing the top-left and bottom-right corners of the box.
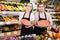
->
(0, 0), (60, 40)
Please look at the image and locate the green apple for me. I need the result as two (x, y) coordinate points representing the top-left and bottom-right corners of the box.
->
(3, 27), (10, 31)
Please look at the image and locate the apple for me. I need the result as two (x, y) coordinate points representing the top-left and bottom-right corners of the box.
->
(3, 26), (10, 31)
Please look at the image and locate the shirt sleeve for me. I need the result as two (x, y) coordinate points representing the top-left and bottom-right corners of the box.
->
(46, 12), (53, 27)
(30, 12), (35, 21)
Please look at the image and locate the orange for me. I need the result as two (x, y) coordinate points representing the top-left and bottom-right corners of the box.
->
(56, 32), (60, 38)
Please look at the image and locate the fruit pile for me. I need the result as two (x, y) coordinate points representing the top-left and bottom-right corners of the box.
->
(0, 15), (18, 22)
(0, 24), (20, 32)
(36, 35), (42, 40)
(54, 4), (60, 12)
(52, 14), (60, 19)
(0, 1), (26, 11)
(0, 5), (7, 11)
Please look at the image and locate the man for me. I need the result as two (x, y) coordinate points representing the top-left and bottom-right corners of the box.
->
(32, 3), (57, 40)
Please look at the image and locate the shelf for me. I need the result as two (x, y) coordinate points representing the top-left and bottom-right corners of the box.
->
(0, 20), (19, 26)
(5, 20), (19, 25)
(50, 12), (60, 14)
(46, 8), (60, 14)
(52, 19), (60, 21)
(1, 11), (24, 14)
(0, 30), (21, 38)
(0, 11), (21, 38)
(0, 11), (25, 16)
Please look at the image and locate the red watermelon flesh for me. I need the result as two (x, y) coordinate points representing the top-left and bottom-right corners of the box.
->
(21, 19), (31, 26)
(38, 20), (50, 27)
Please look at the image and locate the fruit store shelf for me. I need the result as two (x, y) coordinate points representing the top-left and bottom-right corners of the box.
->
(0, 30), (21, 38)
(0, 11), (25, 15)
(52, 19), (60, 21)
(50, 12), (60, 14)
(0, 20), (19, 26)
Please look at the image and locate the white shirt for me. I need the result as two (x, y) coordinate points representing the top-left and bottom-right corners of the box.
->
(19, 12), (35, 21)
(32, 11), (53, 26)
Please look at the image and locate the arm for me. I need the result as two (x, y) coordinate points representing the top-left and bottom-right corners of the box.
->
(18, 12), (25, 25)
(46, 12), (53, 27)
(30, 12), (38, 26)
(30, 12), (35, 26)
(46, 12), (59, 32)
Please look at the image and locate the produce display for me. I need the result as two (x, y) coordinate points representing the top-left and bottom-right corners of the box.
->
(0, 36), (20, 40)
(0, 1), (26, 11)
(0, 15), (18, 22)
(0, 24), (20, 32)
(0, 3), (20, 38)
(2, 26), (10, 32)
(0, 36), (39, 40)
(0, 1), (60, 40)
(56, 33), (60, 38)
(0, 16), (5, 21)
(52, 13), (60, 19)
(54, 4), (60, 12)
(5, 36), (20, 40)
(0, 5), (7, 11)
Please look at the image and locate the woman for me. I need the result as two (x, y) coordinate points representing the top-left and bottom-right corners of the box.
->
(33, 3), (55, 40)
(20, 3), (34, 36)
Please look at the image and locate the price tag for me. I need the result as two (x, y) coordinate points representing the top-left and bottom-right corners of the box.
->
(25, 35), (28, 38)
(32, 34), (36, 37)
(21, 36), (24, 38)
(7, 32), (11, 35)
(2, 11), (6, 14)
(28, 35), (32, 37)
(6, 21), (11, 24)
(14, 31), (17, 34)
(50, 12), (56, 14)
(11, 20), (18, 24)
(0, 33), (4, 36)
(0, 22), (4, 25)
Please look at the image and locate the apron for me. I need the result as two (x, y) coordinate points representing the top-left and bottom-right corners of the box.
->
(21, 13), (33, 36)
(34, 13), (47, 35)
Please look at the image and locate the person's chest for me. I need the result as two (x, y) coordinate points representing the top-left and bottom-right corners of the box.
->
(23, 13), (30, 18)
(39, 13), (45, 18)
(34, 12), (47, 21)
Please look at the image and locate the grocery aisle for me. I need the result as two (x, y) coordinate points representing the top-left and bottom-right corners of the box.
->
(0, 0), (60, 40)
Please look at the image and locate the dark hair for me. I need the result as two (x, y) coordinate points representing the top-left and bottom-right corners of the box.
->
(37, 3), (45, 7)
(37, 3), (46, 12)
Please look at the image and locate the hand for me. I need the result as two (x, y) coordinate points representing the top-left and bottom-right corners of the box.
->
(18, 21), (21, 25)
(25, 25), (31, 28)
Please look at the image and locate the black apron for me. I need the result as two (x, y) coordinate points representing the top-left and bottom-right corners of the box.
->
(34, 13), (47, 35)
(21, 13), (33, 36)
